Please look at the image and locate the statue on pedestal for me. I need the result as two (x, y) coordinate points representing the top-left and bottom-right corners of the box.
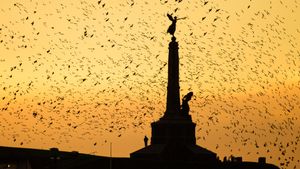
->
(181, 92), (193, 116)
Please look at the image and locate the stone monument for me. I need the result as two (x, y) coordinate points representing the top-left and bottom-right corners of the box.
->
(130, 15), (217, 166)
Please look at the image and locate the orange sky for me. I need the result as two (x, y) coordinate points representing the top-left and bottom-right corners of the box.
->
(0, 0), (300, 168)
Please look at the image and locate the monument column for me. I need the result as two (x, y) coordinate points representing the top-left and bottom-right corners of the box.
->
(130, 14), (218, 164)
(164, 37), (180, 118)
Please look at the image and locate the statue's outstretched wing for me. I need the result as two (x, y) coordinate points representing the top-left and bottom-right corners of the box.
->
(167, 13), (173, 21)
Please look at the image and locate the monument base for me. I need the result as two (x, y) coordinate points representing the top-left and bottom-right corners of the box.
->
(130, 143), (217, 163)
(151, 115), (196, 144)
(130, 115), (217, 164)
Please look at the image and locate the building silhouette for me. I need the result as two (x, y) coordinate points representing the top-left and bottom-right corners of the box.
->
(0, 36), (280, 169)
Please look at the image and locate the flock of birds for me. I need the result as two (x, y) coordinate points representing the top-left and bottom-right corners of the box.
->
(0, 0), (299, 168)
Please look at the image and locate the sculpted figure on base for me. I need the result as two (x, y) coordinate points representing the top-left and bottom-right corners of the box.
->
(181, 92), (193, 116)
(167, 13), (186, 37)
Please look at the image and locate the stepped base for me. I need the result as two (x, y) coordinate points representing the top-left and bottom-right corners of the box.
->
(130, 143), (217, 163)
(151, 115), (196, 144)
(131, 114), (217, 164)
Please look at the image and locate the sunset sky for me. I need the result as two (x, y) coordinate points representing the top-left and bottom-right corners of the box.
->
(0, 0), (299, 168)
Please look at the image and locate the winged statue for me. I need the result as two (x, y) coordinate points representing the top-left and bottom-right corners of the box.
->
(167, 13), (186, 36)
